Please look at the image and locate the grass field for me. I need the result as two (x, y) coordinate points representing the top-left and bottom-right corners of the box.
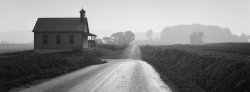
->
(0, 44), (34, 54)
(0, 49), (32, 54)
(0, 50), (106, 92)
(96, 44), (129, 59)
(140, 43), (250, 92)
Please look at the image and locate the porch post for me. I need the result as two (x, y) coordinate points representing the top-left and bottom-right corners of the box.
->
(91, 36), (93, 48)
(94, 36), (96, 47)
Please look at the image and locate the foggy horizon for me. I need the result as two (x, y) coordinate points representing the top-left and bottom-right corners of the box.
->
(0, 0), (250, 37)
(1, 1), (250, 92)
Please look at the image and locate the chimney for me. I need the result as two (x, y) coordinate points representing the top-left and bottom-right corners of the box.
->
(80, 9), (86, 22)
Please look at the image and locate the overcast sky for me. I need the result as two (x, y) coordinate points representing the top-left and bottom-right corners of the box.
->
(0, 0), (250, 36)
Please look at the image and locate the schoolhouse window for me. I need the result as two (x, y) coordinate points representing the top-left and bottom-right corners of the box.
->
(69, 35), (74, 44)
(56, 35), (61, 44)
(42, 35), (48, 44)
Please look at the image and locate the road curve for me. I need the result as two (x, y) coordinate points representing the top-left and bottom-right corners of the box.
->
(19, 59), (172, 92)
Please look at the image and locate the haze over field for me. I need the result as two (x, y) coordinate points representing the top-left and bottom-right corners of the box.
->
(0, 0), (250, 44)
(1, 1), (250, 91)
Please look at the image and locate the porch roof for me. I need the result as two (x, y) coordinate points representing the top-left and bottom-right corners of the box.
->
(83, 33), (97, 36)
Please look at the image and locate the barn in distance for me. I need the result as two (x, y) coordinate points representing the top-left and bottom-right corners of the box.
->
(32, 9), (96, 53)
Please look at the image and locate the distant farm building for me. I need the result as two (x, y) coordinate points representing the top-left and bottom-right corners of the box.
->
(32, 9), (96, 53)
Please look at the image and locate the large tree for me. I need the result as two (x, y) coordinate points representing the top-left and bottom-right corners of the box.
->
(146, 29), (153, 40)
(110, 31), (135, 45)
(95, 38), (103, 44)
(124, 31), (135, 43)
(111, 32), (125, 45)
(240, 34), (249, 42)
(102, 37), (113, 44)
(189, 32), (204, 45)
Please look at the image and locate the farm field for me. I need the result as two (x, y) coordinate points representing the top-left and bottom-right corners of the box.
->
(0, 49), (32, 53)
(0, 50), (105, 92)
(156, 43), (250, 56)
(0, 44), (33, 53)
(140, 43), (250, 92)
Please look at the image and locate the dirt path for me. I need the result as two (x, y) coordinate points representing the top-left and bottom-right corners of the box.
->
(19, 59), (172, 92)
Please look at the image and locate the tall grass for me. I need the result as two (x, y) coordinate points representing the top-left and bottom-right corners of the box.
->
(97, 44), (128, 50)
(140, 45), (250, 92)
(0, 50), (105, 92)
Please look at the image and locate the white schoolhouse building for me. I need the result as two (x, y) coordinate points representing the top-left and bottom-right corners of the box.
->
(32, 9), (96, 53)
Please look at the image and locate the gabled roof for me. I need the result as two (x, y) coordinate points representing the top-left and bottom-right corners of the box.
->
(32, 18), (89, 33)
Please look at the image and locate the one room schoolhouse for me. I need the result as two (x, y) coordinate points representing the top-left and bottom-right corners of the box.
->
(32, 9), (96, 53)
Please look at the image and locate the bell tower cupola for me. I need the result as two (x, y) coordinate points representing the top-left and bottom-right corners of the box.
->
(80, 9), (86, 22)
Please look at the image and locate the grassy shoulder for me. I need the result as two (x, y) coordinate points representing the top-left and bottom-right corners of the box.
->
(0, 50), (106, 92)
(95, 44), (129, 59)
(140, 43), (250, 92)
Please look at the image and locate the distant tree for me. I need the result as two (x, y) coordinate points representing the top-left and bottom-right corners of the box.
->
(110, 31), (135, 45)
(197, 32), (204, 44)
(189, 32), (197, 45)
(246, 35), (250, 41)
(240, 34), (249, 42)
(111, 32), (125, 45)
(160, 24), (249, 43)
(0, 41), (9, 44)
(102, 37), (113, 44)
(124, 31), (135, 43)
(96, 39), (103, 44)
(189, 32), (204, 45)
(246, 35), (250, 39)
(146, 29), (153, 40)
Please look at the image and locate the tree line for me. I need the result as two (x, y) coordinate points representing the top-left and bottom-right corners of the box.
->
(100, 31), (135, 45)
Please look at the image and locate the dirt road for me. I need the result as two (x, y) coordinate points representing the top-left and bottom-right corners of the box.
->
(19, 59), (171, 92)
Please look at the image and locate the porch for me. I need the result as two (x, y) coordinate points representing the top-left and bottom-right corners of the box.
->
(83, 33), (97, 48)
